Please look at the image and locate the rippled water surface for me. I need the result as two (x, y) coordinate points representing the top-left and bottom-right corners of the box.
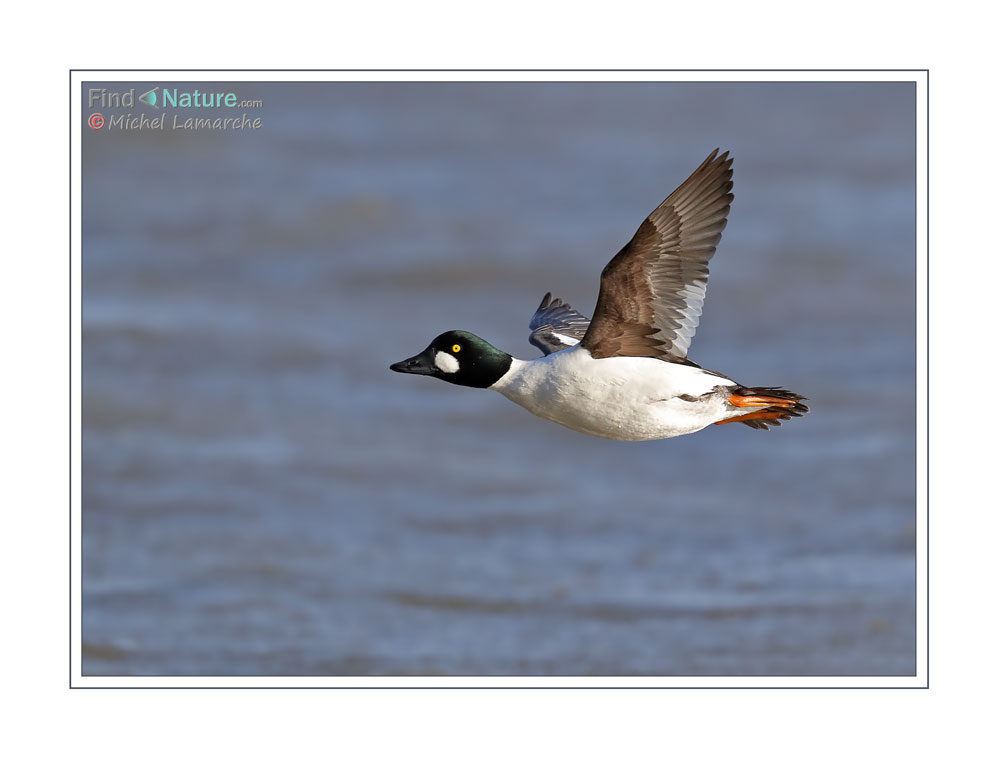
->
(82, 82), (916, 676)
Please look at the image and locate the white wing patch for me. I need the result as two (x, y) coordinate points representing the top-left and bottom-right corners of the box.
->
(551, 333), (580, 346)
(434, 351), (460, 374)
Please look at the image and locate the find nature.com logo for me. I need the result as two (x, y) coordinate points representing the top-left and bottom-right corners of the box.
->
(87, 86), (263, 131)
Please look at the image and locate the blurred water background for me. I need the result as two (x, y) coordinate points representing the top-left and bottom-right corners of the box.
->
(82, 81), (915, 676)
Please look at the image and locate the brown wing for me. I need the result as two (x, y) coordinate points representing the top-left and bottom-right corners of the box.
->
(580, 149), (734, 361)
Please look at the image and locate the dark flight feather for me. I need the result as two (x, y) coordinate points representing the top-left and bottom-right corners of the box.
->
(580, 149), (734, 361)
(528, 292), (592, 355)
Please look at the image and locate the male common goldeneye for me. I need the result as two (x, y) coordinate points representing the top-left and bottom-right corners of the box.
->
(390, 149), (808, 441)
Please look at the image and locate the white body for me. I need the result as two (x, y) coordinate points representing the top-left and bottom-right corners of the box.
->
(489, 345), (738, 441)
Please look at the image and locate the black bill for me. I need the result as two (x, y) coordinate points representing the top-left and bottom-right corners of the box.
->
(390, 346), (439, 376)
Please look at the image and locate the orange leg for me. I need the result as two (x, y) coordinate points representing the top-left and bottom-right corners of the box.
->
(715, 409), (788, 426)
(727, 394), (797, 409)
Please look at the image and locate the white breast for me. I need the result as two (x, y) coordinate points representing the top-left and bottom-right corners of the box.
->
(489, 346), (735, 441)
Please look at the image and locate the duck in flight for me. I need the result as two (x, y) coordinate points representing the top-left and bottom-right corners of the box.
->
(390, 149), (808, 441)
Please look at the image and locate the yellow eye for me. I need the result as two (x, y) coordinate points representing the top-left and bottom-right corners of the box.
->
(452, 344), (461, 353)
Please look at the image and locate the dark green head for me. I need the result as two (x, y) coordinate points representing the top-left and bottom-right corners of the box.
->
(390, 330), (513, 389)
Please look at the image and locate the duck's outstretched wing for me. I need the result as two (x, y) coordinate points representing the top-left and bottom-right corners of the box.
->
(528, 292), (591, 355)
(580, 149), (734, 362)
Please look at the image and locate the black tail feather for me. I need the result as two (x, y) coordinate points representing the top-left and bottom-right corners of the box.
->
(731, 386), (810, 431)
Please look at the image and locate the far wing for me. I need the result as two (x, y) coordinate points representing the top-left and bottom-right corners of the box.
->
(528, 292), (591, 355)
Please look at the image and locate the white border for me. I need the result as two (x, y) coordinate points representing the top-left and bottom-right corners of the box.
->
(915, 71), (928, 688)
(70, 69), (927, 688)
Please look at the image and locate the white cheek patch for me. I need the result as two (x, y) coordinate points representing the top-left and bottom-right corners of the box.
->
(434, 351), (460, 374)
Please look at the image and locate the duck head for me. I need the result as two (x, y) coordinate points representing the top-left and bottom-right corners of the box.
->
(390, 330), (513, 389)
